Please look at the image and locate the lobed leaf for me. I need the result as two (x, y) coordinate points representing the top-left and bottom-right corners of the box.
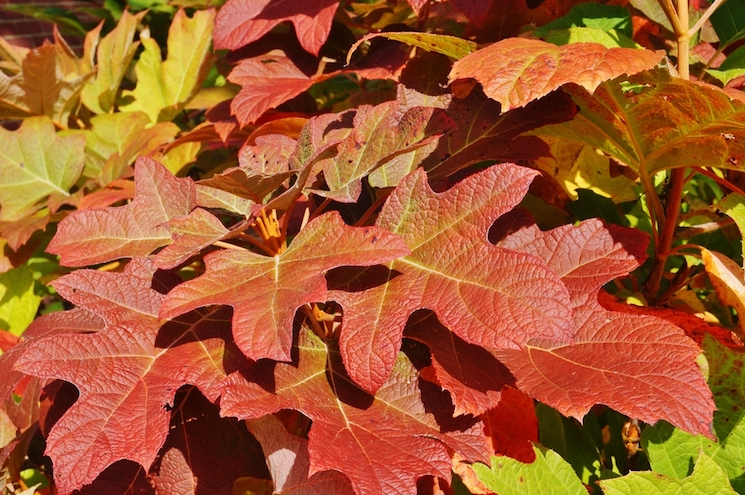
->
(220, 326), (490, 495)
(48, 157), (197, 267)
(13, 260), (244, 493)
(496, 220), (715, 437)
(160, 211), (410, 362)
(120, 9), (216, 123)
(449, 38), (663, 112)
(330, 164), (573, 393)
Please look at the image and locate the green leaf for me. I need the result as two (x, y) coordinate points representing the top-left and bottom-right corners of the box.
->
(81, 10), (144, 114)
(0, 264), (41, 336)
(599, 453), (737, 494)
(534, 3), (633, 39)
(535, 403), (603, 485)
(545, 27), (640, 49)
(120, 8), (215, 123)
(0, 116), (85, 222)
(710, 0), (745, 49)
(641, 336), (745, 491)
(708, 45), (745, 86)
(348, 32), (477, 63)
(717, 193), (745, 262)
(473, 445), (588, 495)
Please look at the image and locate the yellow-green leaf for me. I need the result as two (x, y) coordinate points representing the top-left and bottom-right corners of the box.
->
(0, 264), (41, 336)
(347, 32), (477, 63)
(0, 116), (85, 222)
(120, 9), (216, 123)
(81, 10), (145, 114)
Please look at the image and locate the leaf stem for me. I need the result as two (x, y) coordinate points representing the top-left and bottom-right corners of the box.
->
(214, 240), (249, 251)
(659, 0), (686, 36)
(645, 168), (686, 300)
(688, 0), (726, 38)
(355, 193), (389, 226)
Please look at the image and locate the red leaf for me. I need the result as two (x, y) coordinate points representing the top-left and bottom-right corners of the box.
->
(160, 212), (410, 362)
(214, 0), (340, 55)
(154, 208), (231, 270)
(47, 158), (197, 267)
(247, 415), (355, 494)
(220, 326), (490, 495)
(449, 38), (664, 112)
(148, 388), (269, 494)
(482, 386), (538, 463)
(13, 259), (244, 493)
(329, 164), (573, 393)
(495, 220), (716, 438)
(405, 311), (513, 417)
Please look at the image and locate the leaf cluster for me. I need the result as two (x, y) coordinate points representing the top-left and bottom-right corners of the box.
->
(1, 0), (745, 494)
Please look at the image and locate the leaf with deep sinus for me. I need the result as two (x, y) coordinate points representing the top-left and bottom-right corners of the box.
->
(314, 101), (454, 202)
(449, 38), (663, 112)
(220, 326), (490, 495)
(534, 68), (745, 175)
(47, 157), (197, 267)
(120, 9), (215, 123)
(12, 258), (246, 493)
(328, 164), (573, 393)
(495, 220), (716, 437)
(0, 116), (85, 222)
(160, 212), (410, 362)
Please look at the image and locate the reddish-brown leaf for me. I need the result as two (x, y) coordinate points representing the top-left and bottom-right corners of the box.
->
(160, 212), (410, 362)
(247, 415), (355, 494)
(148, 388), (269, 495)
(48, 158), (197, 267)
(220, 326), (490, 495)
(422, 89), (578, 186)
(495, 220), (716, 438)
(449, 38), (664, 112)
(214, 0), (340, 55)
(482, 386), (538, 463)
(13, 259), (245, 493)
(329, 165), (573, 393)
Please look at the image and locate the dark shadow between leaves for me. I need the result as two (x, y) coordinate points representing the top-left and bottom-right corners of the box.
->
(325, 337), (375, 410)
(155, 306), (249, 376)
(325, 265), (403, 292)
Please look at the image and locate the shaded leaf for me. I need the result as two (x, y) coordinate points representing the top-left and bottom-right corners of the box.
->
(532, 3), (633, 39)
(48, 158), (197, 267)
(148, 388), (269, 495)
(496, 220), (715, 437)
(214, 0), (340, 55)
(421, 89), (578, 186)
(161, 211), (409, 362)
(710, 0), (745, 49)
(472, 445), (587, 495)
(405, 311), (513, 417)
(599, 452), (737, 494)
(449, 38), (663, 112)
(120, 9), (216, 123)
(330, 165), (573, 393)
(220, 326), (490, 495)
(0, 116), (85, 222)
(247, 415), (355, 494)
